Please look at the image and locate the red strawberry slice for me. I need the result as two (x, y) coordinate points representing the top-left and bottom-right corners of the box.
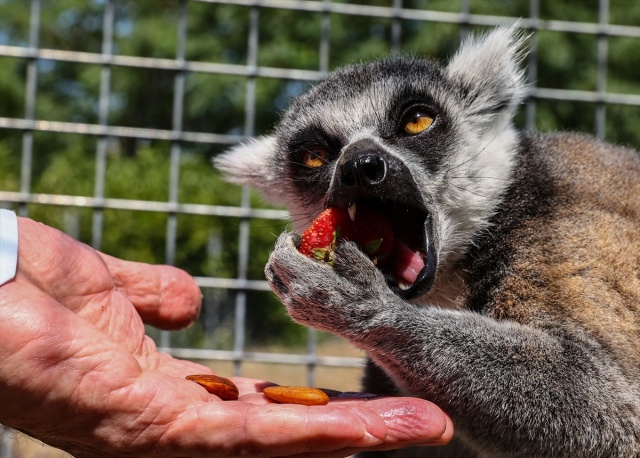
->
(299, 204), (395, 265)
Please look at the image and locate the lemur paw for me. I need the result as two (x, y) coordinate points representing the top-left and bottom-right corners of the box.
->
(265, 232), (391, 334)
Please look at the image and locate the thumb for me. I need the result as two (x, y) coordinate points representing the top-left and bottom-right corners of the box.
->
(99, 253), (202, 330)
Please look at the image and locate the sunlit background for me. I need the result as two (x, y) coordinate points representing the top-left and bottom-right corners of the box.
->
(1, 0), (639, 456)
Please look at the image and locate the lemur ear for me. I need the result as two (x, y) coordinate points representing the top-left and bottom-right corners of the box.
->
(446, 24), (528, 122)
(214, 135), (283, 203)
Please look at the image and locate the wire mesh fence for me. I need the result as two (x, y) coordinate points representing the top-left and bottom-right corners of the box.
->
(0, 0), (639, 456)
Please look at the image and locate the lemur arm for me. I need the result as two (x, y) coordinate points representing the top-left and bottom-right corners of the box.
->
(265, 234), (640, 458)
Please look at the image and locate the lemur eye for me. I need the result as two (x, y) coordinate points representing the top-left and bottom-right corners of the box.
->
(402, 109), (434, 135)
(301, 149), (329, 168)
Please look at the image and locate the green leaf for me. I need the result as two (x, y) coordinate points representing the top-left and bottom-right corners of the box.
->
(311, 247), (333, 262)
(363, 238), (383, 255)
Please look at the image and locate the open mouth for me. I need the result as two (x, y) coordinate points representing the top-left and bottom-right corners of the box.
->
(347, 198), (437, 300)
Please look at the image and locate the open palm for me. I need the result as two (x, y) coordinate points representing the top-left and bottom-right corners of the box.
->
(0, 217), (451, 457)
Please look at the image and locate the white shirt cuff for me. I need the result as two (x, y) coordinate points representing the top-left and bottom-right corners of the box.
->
(0, 209), (18, 286)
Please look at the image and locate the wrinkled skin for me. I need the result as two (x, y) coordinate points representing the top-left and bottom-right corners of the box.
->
(0, 217), (452, 458)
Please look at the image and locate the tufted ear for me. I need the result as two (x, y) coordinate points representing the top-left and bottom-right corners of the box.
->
(446, 24), (528, 126)
(214, 135), (285, 203)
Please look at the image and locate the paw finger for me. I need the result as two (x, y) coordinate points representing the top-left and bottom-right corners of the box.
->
(266, 233), (335, 296)
(333, 241), (385, 286)
(264, 263), (290, 299)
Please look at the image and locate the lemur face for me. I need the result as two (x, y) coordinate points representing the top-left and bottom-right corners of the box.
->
(218, 27), (527, 300)
(273, 58), (458, 298)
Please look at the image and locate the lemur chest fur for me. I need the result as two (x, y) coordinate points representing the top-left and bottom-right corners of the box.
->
(465, 131), (640, 377)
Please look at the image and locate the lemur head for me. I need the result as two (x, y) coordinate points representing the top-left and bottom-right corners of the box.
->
(216, 26), (528, 300)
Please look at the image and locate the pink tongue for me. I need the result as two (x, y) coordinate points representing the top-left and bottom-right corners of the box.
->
(391, 240), (425, 285)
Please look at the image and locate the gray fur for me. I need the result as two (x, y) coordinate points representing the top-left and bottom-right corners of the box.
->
(216, 26), (640, 457)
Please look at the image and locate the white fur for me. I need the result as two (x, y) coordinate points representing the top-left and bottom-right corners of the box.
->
(213, 135), (283, 202)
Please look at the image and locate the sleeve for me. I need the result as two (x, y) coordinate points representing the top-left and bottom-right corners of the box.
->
(0, 209), (18, 286)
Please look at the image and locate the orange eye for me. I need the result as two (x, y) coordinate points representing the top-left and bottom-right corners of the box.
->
(402, 110), (434, 135)
(301, 149), (329, 168)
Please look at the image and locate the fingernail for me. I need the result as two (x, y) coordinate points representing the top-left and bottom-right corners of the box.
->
(360, 431), (384, 446)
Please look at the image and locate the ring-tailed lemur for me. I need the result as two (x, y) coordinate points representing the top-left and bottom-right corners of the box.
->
(216, 26), (640, 457)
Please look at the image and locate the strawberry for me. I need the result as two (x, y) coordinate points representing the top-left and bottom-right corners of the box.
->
(298, 208), (348, 264)
(299, 204), (395, 265)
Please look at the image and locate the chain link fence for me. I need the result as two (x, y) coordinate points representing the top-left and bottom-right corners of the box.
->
(1, 0), (639, 456)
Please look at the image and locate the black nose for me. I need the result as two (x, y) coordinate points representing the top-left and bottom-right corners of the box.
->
(341, 153), (387, 188)
(327, 138), (421, 210)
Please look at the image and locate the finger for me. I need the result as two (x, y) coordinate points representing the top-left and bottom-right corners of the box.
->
(353, 396), (453, 449)
(17, 217), (110, 299)
(166, 401), (388, 457)
(237, 385), (453, 447)
(166, 394), (452, 457)
(16, 218), (201, 330)
(232, 380), (453, 450)
(100, 253), (202, 330)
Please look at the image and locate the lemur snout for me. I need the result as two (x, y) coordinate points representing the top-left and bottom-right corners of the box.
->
(340, 139), (387, 189)
(329, 138), (422, 210)
(341, 154), (387, 188)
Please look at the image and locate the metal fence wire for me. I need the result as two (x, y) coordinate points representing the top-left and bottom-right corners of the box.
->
(1, 0), (640, 456)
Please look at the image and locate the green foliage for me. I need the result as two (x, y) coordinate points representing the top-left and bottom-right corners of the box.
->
(0, 0), (639, 348)
(0, 134), (21, 192)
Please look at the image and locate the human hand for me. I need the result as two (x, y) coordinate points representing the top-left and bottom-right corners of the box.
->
(0, 217), (452, 457)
